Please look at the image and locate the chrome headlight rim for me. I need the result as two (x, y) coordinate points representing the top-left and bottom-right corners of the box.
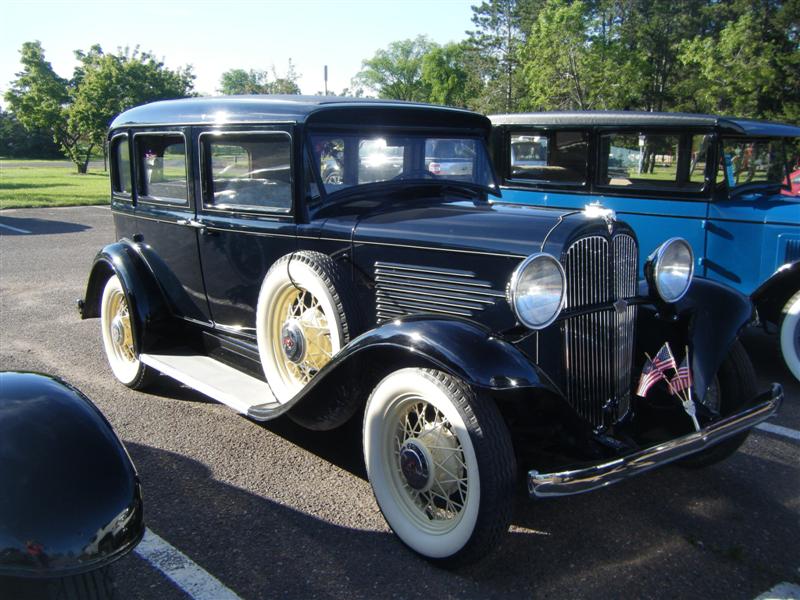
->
(507, 252), (567, 330)
(648, 237), (694, 303)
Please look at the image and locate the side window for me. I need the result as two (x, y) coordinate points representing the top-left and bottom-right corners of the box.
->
(111, 136), (132, 195)
(600, 132), (705, 191)
(509, 131), (588, 185)
(136, 134), (187, 203)
(202, 132), (291, 213)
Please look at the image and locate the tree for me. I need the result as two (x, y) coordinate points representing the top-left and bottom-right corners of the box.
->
(218, 61), (301, 95)
(420, 42), (479, 107)
(0, 110), (62, 158)
(353, 36), (435, 101)
(5, 41), (195, 173)
(465, 0), (537, 112)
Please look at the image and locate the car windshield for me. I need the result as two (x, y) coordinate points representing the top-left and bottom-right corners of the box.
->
(721, 137), (799, 192)
(309, 131), (497, 197)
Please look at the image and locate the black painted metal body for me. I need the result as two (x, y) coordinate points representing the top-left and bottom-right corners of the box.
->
(0, 372), (144, 578)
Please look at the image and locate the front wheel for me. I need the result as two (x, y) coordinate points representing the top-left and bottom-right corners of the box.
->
(363, 368), (516, 567)
(779, 290), (800, 382)
(679, 340), (757, 468)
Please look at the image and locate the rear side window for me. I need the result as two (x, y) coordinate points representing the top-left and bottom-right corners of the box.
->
(509, 131), (588, 186)
(201, 132), (292, 213)
(135, 133), (188, 203)
(600, 132), (710, 191)
(111, 135), (132, 195)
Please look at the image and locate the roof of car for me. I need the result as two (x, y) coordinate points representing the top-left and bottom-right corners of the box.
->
(489, 111), (800, 137)
(109, 95), (490, 131)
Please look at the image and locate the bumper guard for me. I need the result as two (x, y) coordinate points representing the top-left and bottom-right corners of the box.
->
(528, 383), (784, 498)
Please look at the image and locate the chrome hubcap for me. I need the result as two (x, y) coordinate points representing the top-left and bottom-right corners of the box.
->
(280, 320), (306, 364)
(400, 440), (432, 491)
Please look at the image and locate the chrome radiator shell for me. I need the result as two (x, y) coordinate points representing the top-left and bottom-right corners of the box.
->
(562, 234), (638, 428)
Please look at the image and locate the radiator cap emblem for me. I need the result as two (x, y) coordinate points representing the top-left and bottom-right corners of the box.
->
(614, 297), (628, 314)
(584, 203), (616, 234)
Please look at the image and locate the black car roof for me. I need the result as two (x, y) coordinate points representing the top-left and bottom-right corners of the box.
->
(109, 95), (490, 131)
(489, 111), (800, 137)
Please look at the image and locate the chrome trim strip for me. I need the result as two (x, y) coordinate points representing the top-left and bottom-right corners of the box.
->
(528, 384), (783, 498)
(375, 261), (476, 278)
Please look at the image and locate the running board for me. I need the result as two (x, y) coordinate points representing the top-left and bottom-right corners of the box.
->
(140, 353), (287, 420)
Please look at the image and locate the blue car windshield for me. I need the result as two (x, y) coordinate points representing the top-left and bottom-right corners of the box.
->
(308, 132), (497, 197)
(721, 138), (799, 190)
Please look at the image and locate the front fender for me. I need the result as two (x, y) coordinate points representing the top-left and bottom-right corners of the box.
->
(751, 260), (800, 325)
(80, 240), (171, 354)
(641, 277), (754, 400)
(255, 317), (558, 426)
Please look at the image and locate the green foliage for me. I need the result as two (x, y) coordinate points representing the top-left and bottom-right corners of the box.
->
(218, 62), (301, 95)
(0, 110), (62, 158)
(421, 42), (479, 107)
(4, 41), (195, 174)
(354, 36), (435, 101)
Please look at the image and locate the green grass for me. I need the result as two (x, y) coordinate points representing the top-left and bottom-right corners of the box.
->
(0, 160), (110, 209)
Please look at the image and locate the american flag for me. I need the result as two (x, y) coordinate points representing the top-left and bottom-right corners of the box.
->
(670, 354), (693, 394)
(652, 343), (678, 375)
(636, 358), (664, 397)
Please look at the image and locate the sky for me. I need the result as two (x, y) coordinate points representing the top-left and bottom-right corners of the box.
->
(1, 0), (477, 102)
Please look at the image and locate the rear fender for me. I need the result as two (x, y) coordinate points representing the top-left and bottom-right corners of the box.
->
(80, 240), (171, 354)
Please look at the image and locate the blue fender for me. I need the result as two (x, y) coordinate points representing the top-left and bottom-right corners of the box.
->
(79, 240), (171, 354)
(0, 372), (144, 577)
(751, 260), (800, 325)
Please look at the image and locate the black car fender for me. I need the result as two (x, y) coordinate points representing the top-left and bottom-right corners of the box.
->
(751, 260), (800, 325)
(0, 372), (144, 578)
(638, 277), (754, 401)
(79, 240), (171, 354)
(275, 316), (560, 429)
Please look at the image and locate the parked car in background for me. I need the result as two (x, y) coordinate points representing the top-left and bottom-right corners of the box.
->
(0, 372), (143, 599)
(80, 96), (781, 566)
(490, 112), (800, 380)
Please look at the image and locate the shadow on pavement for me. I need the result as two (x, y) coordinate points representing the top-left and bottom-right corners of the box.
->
(0, 216), (91, 236)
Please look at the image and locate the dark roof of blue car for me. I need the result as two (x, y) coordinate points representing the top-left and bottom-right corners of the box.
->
(489, 111), (800, 137)
(110, 95), (489, 130)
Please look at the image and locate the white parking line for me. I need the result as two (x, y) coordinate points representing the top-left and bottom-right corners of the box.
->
(0, 222), (31, 234)
(756, 423), (800, 442)
(134, 528), (243, 600)
(754, 581), (800, 599)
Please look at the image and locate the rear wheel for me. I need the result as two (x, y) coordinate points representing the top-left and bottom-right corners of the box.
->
(779, 290), (800, 382)
(363, 368), (516, 567)
(679, 340), (757, 468)
(100, 275), (154, 389)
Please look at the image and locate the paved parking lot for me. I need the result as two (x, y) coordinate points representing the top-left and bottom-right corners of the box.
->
(0, 206), (798, 599)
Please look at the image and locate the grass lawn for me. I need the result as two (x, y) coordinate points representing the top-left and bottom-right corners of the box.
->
(0, 160), (110, 209)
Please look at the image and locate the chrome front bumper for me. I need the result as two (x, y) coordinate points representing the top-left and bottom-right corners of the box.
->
(528, 383), (784, 498)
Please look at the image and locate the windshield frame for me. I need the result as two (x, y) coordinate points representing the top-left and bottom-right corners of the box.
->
(304, 127), (500, 207)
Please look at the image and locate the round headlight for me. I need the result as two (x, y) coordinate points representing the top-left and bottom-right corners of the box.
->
(647, 238), (694, 303)
(508, 253), (566, 329)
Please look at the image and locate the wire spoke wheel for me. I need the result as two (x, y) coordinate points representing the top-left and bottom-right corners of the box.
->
(364, 368), (516, 566)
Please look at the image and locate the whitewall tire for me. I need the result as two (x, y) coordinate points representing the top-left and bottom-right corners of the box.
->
(780, 291), (800, 382)
(256, 252), (352, 404)
(363, 368), (515, 567)
(100, 275), (153, 389)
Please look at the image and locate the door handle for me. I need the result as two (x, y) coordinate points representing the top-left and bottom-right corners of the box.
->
(177, 218), (205, 229)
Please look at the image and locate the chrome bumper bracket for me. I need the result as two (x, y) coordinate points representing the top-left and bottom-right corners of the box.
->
(528, 383), (783, 499)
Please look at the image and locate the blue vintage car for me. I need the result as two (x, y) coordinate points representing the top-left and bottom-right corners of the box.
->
(490, 112), (800, 381)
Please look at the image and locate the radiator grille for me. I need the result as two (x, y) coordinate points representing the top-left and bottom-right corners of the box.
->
(374, 261), (505, 323)
(563, 234), (638, 428)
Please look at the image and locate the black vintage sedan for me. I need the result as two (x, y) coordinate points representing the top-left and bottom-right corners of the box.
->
(80, 96), (782, 567)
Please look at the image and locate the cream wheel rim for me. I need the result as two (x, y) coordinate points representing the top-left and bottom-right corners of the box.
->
(269, 284), (334, 388)
(107, 288), (136, 366)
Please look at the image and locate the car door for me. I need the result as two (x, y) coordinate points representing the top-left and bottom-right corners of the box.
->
(194, 127), (297, 336)
(131, 128), (212, 323)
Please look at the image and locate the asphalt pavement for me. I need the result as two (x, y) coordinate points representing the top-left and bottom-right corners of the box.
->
(0, 206), (798, 600)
